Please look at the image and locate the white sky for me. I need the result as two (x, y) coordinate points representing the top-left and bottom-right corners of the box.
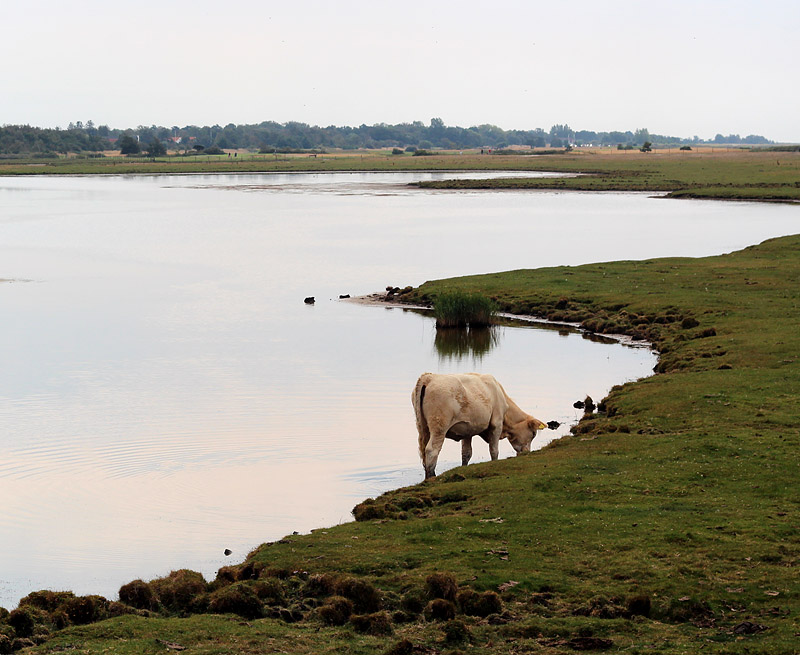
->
(2, 0), (798, 141)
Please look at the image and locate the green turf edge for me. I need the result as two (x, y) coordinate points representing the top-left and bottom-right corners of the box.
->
(14, 234), (800, 655)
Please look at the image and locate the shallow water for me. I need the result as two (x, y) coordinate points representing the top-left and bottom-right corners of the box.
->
(0, 172), (796, 608)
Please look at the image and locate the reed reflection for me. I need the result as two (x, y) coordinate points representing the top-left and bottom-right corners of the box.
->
(434, 326), (500, 362)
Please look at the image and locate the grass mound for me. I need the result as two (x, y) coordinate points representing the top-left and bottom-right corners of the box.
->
(317, 596), (353, 626)
(149, 569), (207, 614)
(425, 573), (458, 602)
(117, 580), (155, 611)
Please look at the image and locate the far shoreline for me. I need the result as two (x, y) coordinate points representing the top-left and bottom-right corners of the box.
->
(1, 149), (799, 203)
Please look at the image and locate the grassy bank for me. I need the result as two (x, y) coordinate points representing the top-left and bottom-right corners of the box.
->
(1, 149), (798, 203)
(414, 150), (800, 202)
(0, 151), (547, 176)
(9, 235), (798, 654)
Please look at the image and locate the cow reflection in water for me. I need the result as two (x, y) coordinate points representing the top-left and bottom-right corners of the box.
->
(412, 372), (546, 479)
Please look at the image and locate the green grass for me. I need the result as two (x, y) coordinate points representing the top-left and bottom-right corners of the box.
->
(414, 150), (800, 202)
(0, 150), (554, 176)
(2, 149), (798, 203)
(432, 290), (497, 328)
(9, 235), (800, 655)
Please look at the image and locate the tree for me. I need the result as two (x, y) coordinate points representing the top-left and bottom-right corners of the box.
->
(118, 134), (140, 155)
(640, 141), (652, 152)
(146, 137), (167, 157)
(0, 120), (777, 156)
(634, 127), (650, 144)
(549, 124), (574, 141)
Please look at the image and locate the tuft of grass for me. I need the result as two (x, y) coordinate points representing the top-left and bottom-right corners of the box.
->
(207, 582), (263, 620)
(350, 611), (393, 635)
(117, 580), (156, 611)
(433, 290), (497, 328)
(317, 596), (353, 626)
(425, 573), (458, 602)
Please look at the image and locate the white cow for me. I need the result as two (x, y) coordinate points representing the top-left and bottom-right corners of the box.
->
(412, 372), (546, 479)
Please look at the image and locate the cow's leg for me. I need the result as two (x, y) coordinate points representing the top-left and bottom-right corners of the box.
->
(424, 430), (446, 479)
(489, 437), (500, 460)
(461, 436), (473, 466)
(486, 421), (502, 461)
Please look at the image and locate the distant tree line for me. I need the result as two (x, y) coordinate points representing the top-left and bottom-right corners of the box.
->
(0, 118), (776, 155)
(0, 123), (110, 155)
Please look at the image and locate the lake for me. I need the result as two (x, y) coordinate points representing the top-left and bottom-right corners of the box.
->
(1, 172), (797, 609)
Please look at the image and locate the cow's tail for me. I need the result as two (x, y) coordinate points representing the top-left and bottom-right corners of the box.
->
(413, 374), (431, 461)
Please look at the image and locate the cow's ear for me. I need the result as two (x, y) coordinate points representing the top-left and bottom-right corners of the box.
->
(528, 418), (546, 431)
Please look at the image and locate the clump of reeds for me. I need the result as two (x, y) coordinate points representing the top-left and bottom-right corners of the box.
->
(433, 291), (497, 329)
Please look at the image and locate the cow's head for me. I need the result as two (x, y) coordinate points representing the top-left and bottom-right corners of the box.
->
(507, 417), (547, 455)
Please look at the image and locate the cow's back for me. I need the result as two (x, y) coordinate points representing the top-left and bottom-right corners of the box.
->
(414, 372), (505, 438)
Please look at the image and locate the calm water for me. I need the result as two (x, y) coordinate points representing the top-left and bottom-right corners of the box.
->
(1, 172), (797, 608)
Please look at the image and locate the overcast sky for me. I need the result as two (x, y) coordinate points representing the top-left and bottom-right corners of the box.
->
(2, 0), (798, 141)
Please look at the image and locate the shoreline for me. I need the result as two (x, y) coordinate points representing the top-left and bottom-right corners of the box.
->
(4, 244), (799, 649)
(1, 150), (798, 204)
(342, 293), (654, 350)
(0, 167), (554, 179)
